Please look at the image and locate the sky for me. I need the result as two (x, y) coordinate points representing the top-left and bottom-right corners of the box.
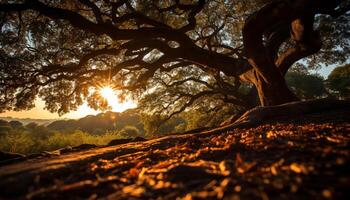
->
(311, 65), (337, 78)
(0, 89), (137, 119)
(0, 66), (338, 120)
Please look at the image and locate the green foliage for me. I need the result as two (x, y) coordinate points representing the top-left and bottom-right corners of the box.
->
(286, 72), (327, 99)
(140, 107), (235, 136)
(141, 113), (189, 136)
(43, 131), (119, 152)
(25, 122), (39, 130)
(0, 129), (121, 154)
(0, 111), (148, 154)
(47, 110), (145, 134)
(0, 132), (35, 153)
(0, 119), (12, 136)
(0, 119), (10, 126)
(326, 64), (350, 99)
(118, 126), (141, 138)
(0, 125), (12, 136)
(9, 120), (23, 129)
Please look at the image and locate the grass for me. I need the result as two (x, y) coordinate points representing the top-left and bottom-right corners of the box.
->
(0, 130), (121, 154)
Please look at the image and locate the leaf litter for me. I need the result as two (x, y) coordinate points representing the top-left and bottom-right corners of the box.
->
(0, 120), (349, 200)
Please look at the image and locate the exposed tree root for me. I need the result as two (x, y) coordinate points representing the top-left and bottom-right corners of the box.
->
(200, 98), (350, 135)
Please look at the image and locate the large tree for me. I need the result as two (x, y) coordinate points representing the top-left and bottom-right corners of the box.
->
(0, 0), (349, 116)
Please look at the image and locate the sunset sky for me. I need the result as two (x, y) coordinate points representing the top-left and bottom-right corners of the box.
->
(0, 88), (137, 119)
(0, 66), (336, 119)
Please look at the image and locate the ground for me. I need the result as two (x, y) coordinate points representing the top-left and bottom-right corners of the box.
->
(0, 106), (349, 199)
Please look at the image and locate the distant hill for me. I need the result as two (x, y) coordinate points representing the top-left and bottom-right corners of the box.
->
(1, 109), (183, 136)
(1, 109), (146, 135)
(47, 109), (144, 134)
(0, 117), (57, 126)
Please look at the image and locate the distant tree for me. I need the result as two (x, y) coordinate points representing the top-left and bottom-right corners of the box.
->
(0, 0), (349, 118)
(77, 114), (114, 133)
(9, 120), (23, 129)
(119, 125), (141, 138)
(22, 122), (53, 139)
(114, 110), (144, 132)
(0, 129), (34, 153)
(141, 113), (188, 136)
(0, 119), (12, 136)
(25, 122), (39, 130)
(91, 128), (105, 135)
(0, 126), (11, 136)
(157, 117), (186, 135)
(178, 109), (234, 131)
(326, 64), (350, 99)
(47, 110), (145, 134)
(30, 125), (53, 139)
(47, 119), (78, 132)
(286, 71), (328, 99)
(0, 119), (9, 127)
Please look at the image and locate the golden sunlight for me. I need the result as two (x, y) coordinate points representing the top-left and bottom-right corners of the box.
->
(99, 86), (136, 112)
(100, 87), (116, 102)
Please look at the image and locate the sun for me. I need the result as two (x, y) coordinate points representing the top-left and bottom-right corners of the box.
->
(100, 87), (116, 102)
(98, 86), (136, 112)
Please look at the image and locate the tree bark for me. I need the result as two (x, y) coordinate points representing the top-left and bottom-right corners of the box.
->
(247, 70), (299, 106)
(240, 0), (326, 106)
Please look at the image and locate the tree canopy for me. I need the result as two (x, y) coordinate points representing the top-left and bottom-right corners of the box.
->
(285, 71), (327, 100)
(0, 0), (349, 118)
(326, 64), (350, 98)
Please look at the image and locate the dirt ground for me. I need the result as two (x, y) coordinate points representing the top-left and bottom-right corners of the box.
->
(0, 109), (349, 200)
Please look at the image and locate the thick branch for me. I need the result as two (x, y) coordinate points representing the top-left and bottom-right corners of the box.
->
(242, 1), (295, 81)
(179, 0), (206, 32)
(276, 11), (321, 75)
(78, 0), (103, 23)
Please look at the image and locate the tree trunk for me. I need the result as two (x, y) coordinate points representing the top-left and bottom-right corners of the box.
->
(253, 73), (299, 106)
(240, 0), (323, 107)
